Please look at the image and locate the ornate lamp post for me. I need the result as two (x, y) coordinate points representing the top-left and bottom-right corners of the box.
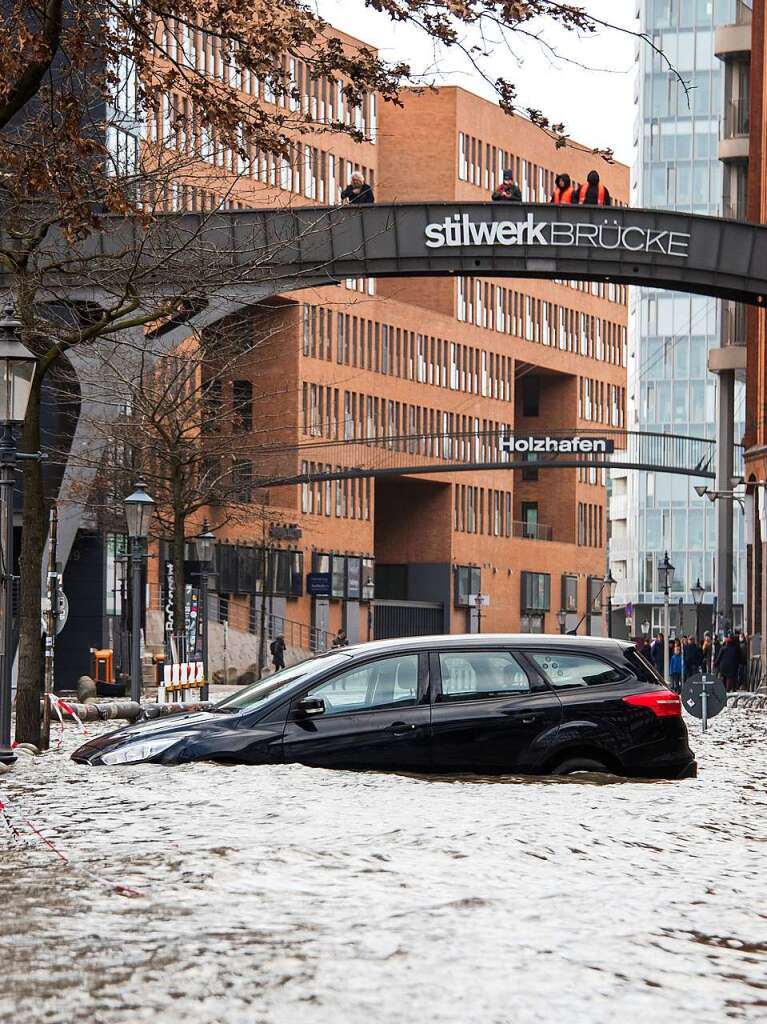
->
(603, 569), (617, 638)
(658, 552), (675, 683)
(0, 307), (36, 755)
(194, 519), (215, 701)
(124, 480), (154, 703)
(691, 576), (705, 642)
(556, 608), (567, 635)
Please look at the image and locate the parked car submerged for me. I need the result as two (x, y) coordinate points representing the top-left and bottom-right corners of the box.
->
(71, 635), (697, 778)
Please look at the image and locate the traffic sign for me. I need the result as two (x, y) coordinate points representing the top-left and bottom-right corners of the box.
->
(307, 572), (331, 596)
(41, 591), (68, 635)
(681, 673), (727, 729)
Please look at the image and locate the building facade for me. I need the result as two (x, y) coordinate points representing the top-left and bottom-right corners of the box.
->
(56, 25), (629, 682)
(610, 0), (747, 642)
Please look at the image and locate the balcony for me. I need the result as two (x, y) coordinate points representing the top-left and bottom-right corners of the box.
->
(714, 3), (752, 61)
(719, 98), (750, 162)
(609, 494), (628, 521)
(512, 520), (553, 542)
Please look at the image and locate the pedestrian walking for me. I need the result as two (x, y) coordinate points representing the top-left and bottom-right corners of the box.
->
(714, 633), (741, 693)
(737, 631), (749, 689)
(270, 633), (286, 672)
(576, 169), (612, 206)
(341, 171), (374, 205)
(669, 641), (683, 693)
(492, 169), (522, 202)
(684, 636), (703, 678)
(701, 631), (714, 673)
(650, 632), (665, 675)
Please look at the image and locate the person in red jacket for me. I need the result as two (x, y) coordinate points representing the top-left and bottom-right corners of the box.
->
(550, 173), (576, 205)
(577, 169), (612, 206)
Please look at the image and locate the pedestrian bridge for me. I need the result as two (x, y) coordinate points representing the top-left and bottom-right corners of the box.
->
(27, 201), (767, 309)
(254, 428), (738, 488)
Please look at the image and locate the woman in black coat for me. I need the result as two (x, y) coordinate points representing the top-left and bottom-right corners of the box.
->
(715, 635), (742, 692)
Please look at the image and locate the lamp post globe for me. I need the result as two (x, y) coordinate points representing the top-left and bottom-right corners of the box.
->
(194, 519), (215, 565)
(124, 480), (155, 703)
(556, 608), (567, 634)
(123, 479), (155, 540)
(691, 576), (704, 641)
(0, 306), (36, 426)
(194, 519), (215, 701)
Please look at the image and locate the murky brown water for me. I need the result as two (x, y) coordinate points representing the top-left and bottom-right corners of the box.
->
(2, 711), (766, 1024)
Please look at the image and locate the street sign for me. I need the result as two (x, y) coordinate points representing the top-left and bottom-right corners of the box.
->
(41, 590), (68, 636)
(681, 673), (727, 730)
(307, 572), (331, 597)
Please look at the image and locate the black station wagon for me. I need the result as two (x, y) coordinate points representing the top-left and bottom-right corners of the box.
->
(72, 634), (696, 778)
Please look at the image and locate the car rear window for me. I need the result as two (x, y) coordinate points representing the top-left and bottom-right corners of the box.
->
(529, 652), (627, 689)
(624, 647), (665, 686)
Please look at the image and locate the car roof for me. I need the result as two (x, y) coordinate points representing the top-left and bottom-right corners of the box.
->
(337, 633), (633, 658)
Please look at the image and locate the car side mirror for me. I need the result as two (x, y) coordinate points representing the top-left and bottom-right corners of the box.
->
(296, 696), (325, 717)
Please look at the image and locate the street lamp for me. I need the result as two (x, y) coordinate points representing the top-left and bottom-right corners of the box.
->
(124, 480), (154, 703)
(603, 569), (617, 639)
(641, 619), (651, 639)
(0, 306), (36, 754)
(691, 576), (705, 641)
(657, 551), (675, 683)
(193, 519), (215, 702)
(557, 608), (567, 634)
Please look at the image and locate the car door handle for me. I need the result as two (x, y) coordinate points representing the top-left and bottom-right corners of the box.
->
(389, 722), (418, 735)
(520, 713), (543, 724)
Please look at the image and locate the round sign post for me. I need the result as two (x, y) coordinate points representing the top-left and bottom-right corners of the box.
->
(681, 673), (727, 732)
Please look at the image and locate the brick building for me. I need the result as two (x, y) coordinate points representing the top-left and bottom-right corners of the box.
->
(59, 22), (628, 680)
(161, 51), (629, 660)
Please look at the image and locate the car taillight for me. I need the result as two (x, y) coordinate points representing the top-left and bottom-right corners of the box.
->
(623, 690), (682, 717)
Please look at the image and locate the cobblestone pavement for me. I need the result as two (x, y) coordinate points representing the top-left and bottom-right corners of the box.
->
(1, 710), (766, 1024)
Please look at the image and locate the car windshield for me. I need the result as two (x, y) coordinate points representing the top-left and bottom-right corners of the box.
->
(215, 652), (352, 712)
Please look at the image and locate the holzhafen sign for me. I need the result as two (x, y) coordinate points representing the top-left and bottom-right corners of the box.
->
(424, 214), (691, 258)
(500, 435), (616, 455)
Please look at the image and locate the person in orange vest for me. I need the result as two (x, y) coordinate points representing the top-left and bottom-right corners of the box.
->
(550, 173), (576, 205)
(577, 169), (612, 206)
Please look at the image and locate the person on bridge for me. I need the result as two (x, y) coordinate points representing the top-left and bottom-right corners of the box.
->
(550, 173), (576, 205)
(577, 170), (612, 206)
(341, 171), (375, 205)
(492, 170), (522, 202)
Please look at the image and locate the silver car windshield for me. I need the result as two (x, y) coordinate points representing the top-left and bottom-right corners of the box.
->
(215, 653), (353, 711)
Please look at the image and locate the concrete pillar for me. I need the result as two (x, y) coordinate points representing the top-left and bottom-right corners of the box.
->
(716, 369), (735, 631)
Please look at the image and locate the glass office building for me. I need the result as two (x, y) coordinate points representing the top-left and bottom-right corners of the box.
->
(610, 0), (745, 635)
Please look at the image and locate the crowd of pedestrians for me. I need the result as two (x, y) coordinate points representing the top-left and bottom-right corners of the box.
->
(490, 167), (612, 206)
(339, 165), (612, 207)
(637, 629), (750, 693)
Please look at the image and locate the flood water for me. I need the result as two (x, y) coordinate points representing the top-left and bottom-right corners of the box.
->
(2, 710), (766, 1024)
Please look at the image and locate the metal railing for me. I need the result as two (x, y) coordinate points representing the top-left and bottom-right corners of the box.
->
(735, 0), (753, 26)
(512, 520), (553, 542)
(212, 594), (333, 653)
(723, 97), (750, 138)
(721, 301), (747, 346)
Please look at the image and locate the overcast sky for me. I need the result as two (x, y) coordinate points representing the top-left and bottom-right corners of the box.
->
(315, 0), (637, 166)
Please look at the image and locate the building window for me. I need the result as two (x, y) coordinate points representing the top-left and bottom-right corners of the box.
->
(232, 380), (252, 432)
(231, 459), (252, 502)
(520, 571), (550, 613)
(522, 376), (540, 417)
(561, 574), (578, 613)
(521, 502), (539, 539)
